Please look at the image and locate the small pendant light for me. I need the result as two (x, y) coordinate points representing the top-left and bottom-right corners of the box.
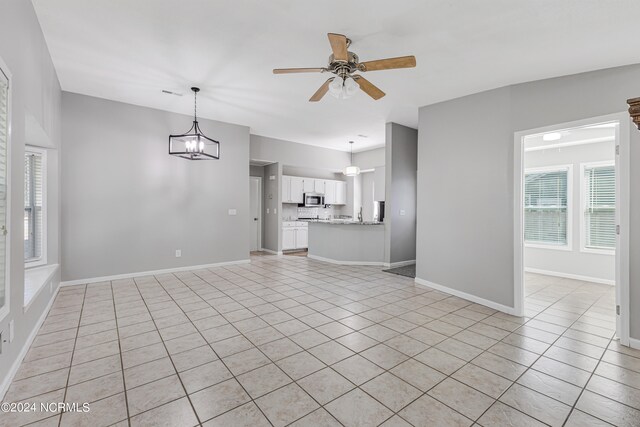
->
(169, 87), (220, 160)
(342, 140), (360, 176)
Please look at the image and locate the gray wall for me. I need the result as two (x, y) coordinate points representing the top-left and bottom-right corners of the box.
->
(61, 93), (250, 281)
(417, 64), (640, 340)
(385, 123), (418, 264)
(250, 134), (350, 171)
(354, 147), (385, 170)
(263, 162), (280, 252)
(0, 0), (62, 394)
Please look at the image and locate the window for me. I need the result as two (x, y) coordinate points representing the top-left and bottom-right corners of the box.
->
(524, 166), (570, 247)
(583, 163), (615, 252)
(24, 147), (46, 265)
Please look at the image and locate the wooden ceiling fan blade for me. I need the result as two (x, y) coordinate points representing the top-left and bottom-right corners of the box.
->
(360, 56), (416, 72)
(328, 33), (348, 62)
(309, 79), (333, 102)
(354, 76), (385, 100)
(273, 67), (325, 74)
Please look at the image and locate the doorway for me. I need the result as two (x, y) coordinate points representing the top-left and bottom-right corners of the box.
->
(249, 176), (262, 252)
(514, 113), (630, 346)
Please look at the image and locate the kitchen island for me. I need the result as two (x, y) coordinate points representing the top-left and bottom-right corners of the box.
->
(307, 220), (385, 265)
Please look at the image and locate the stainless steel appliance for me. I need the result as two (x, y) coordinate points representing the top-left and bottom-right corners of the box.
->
(301, 193), (325, 207)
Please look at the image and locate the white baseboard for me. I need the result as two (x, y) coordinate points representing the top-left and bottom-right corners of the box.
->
(384, 259), (416, 269)
(60, 259), (251, 287)
(629, 337), (640, 350)
(1, 282), (61, 400)
(414, 277), (518, 316)
(307, 254), (385, 266)
(259, 248), (282, 255)
(525, 267), (614, 286)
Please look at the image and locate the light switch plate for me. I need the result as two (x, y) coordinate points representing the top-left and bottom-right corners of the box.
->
(399, 210), (406, 216)
(269, 175), (275, 180)
(175, 250), (182, 257)
(228, 209), (237, 216)
(274, 208), (277, 214)
(266, 208), (270, 214)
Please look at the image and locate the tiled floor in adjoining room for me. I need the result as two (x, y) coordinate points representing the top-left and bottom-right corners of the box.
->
(3, 256), (638, 427)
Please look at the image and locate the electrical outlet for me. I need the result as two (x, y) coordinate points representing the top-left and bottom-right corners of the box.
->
(266, 208), (270, 214)
(228, 209), (237, 216)
(274, 208), (277, 214)
(175, 250), (182, 258)
(399, 209), (406, 216)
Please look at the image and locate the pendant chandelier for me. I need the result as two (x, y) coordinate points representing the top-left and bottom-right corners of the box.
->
(169, 87), (220, 160)
(343, 140), (360, 176)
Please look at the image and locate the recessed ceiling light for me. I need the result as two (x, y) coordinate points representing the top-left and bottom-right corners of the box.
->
(542, 132), (562, 141)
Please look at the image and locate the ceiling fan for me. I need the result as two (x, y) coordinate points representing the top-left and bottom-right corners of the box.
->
(273, 33), (416, 102)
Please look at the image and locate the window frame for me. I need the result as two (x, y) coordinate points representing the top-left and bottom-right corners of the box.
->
(0, 58), (11, 324)
(524, 164), (573, 251)
(24, 146), (47, 268)
(580, 160), (615, 256)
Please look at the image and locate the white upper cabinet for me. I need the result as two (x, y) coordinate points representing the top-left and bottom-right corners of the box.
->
(302, 178), (315, 193)
(282, 175), (346, 205)
(282, 175), (292, 203)
(290, 177), (304, 203)
(374, 166), (386, 201)
(325, 180), (336, 204)
(335, 181), (346, 205)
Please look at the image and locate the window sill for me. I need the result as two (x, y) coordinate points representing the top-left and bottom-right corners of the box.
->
(24, 264), (59, 313)
(525, 243), (572, 252)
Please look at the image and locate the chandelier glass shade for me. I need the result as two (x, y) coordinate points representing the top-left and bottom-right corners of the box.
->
(169, 87), (220, 160)
(329, 76), (360, 99)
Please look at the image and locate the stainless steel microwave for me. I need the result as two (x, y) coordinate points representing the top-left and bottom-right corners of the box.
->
(301, 193), (325, 207)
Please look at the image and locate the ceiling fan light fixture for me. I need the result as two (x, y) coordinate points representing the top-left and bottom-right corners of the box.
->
(329, 77), (344, 98)
(344, 76), (359, 97)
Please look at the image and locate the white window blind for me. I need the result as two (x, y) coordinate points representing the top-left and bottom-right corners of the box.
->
(584, 165), (615, 250)
(24, 149), (44, 263)
(524, 169), (568, 246)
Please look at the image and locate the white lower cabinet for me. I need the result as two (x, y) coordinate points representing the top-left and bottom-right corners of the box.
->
(282, 228), (296, 250)
(295, 227), (308, 248)
(282, 222), (308, 250)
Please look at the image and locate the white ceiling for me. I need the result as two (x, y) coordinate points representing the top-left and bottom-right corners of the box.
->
(32, 0), (640, 151)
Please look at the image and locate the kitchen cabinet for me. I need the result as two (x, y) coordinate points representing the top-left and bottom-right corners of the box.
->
(374, 167), (386, 201)
(282, 176), (291, 203)
(335, 181), (346, 205)
(302, 178), (315, 193)
(324, 180), (336, 204)
(282, 228), (296, 250)
(282, 221), (308, 250)
(282, 175), (347, 205)
(290, 177), (304, 203)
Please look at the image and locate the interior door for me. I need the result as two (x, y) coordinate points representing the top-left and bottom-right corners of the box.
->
(0, 67), (8, 318)
(249, 177), (261, 251)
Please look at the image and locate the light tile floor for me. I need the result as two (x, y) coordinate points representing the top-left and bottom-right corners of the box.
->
(3, 256), (638, 427)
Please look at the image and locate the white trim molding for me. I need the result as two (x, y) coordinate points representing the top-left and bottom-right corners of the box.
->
(1, 283), (60, 400)
(384, 260), (416, 269)
(307, 254), (385, 266)
(259, 248), (282, 255)
(525, 267), (614, 286)
(60, 259), (251, 287)
(629, 337), (640, 351)
(415, 277), (517, 316)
